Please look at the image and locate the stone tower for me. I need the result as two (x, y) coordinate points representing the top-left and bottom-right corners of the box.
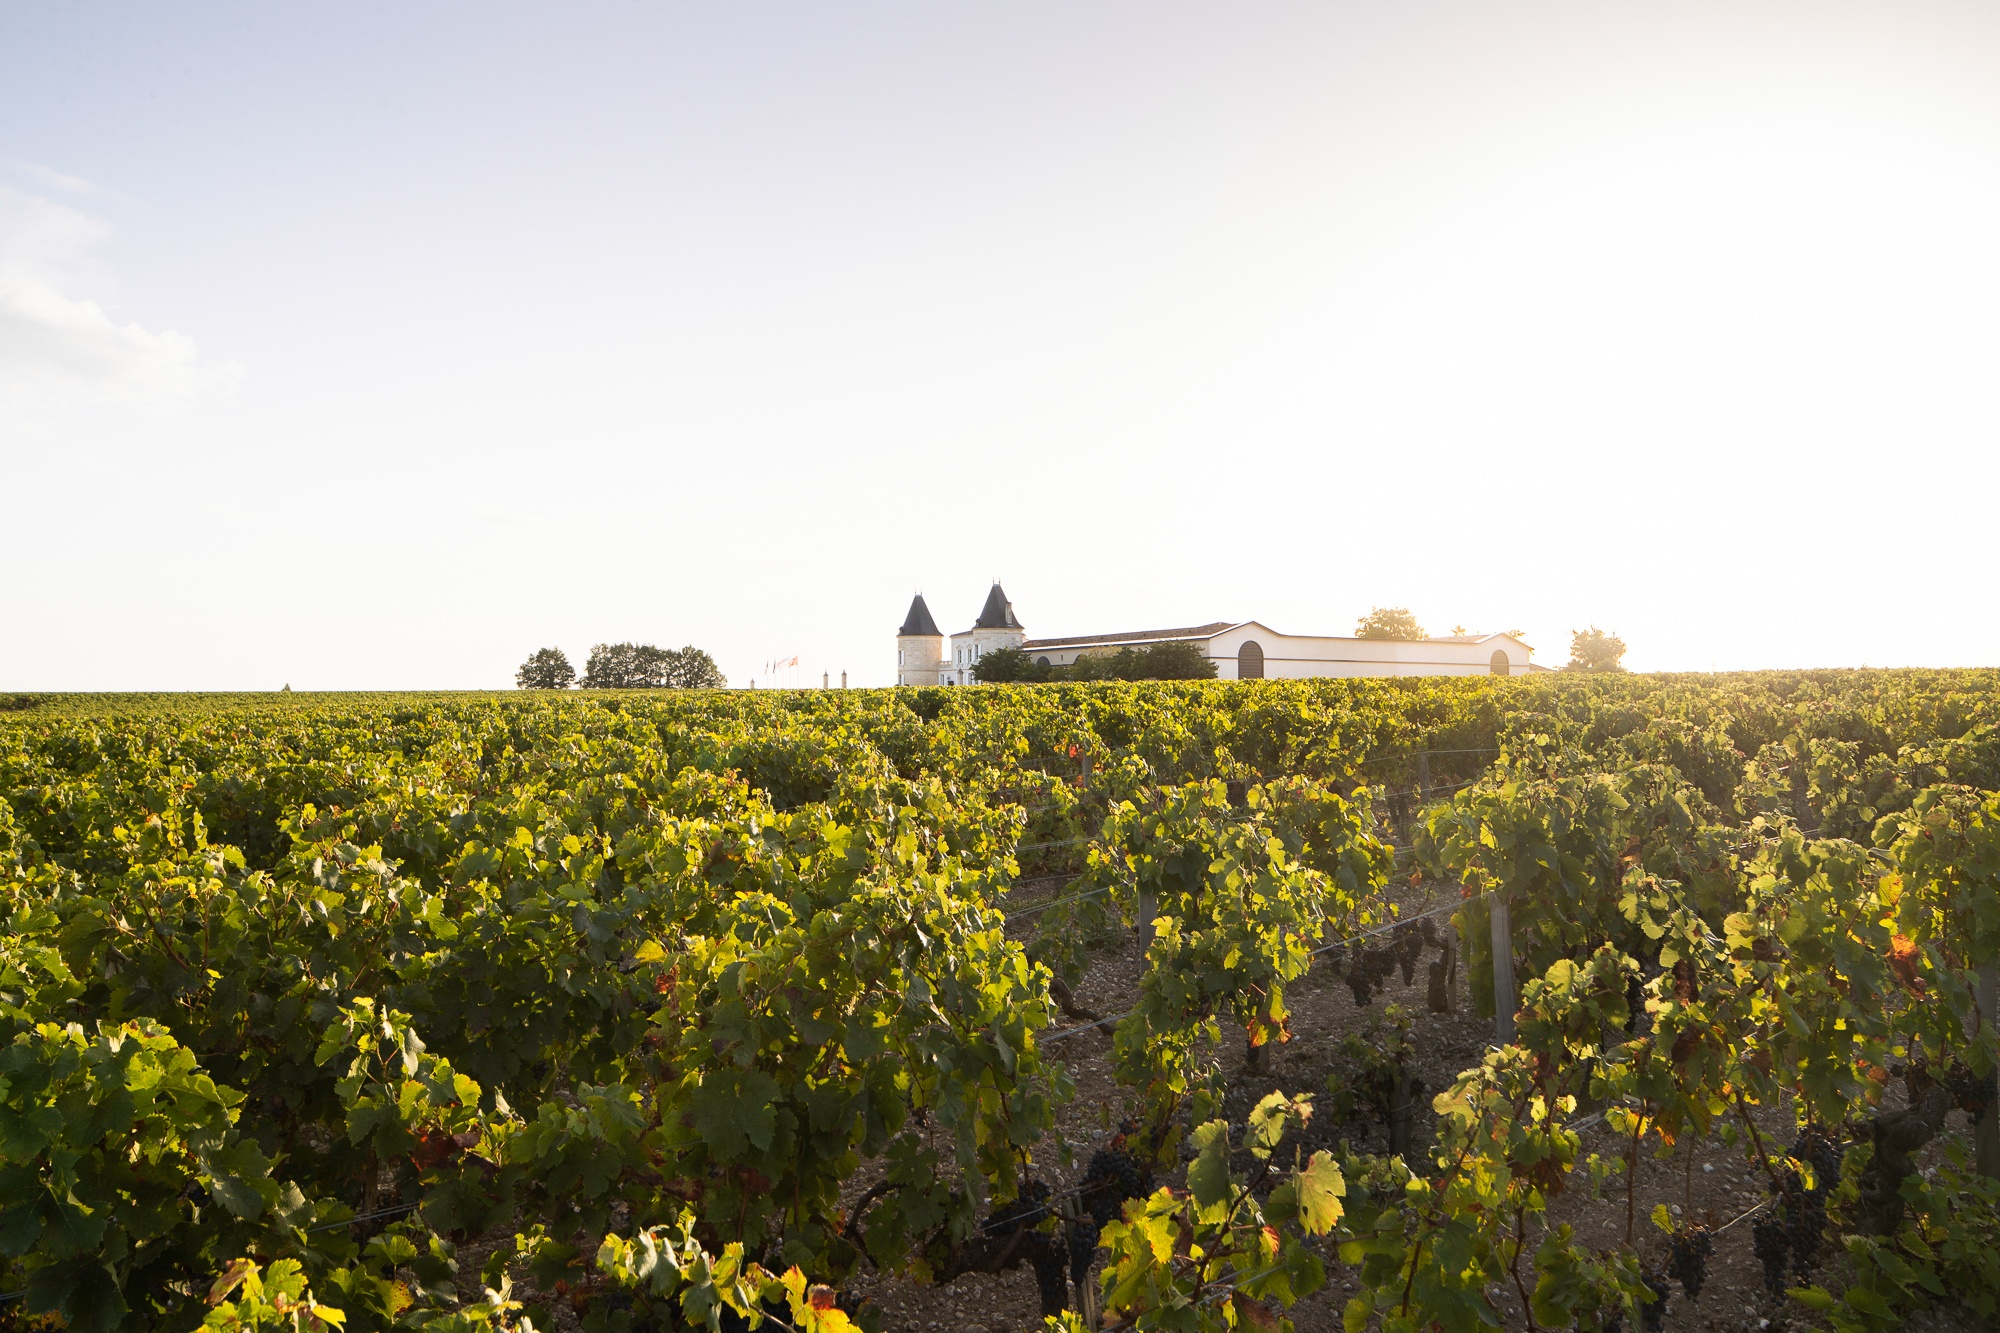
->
(896, 594), (946, 687)
(945, 583), (1028, 684)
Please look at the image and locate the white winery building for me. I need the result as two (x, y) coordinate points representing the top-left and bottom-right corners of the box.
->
(897, 585), (1544, 686)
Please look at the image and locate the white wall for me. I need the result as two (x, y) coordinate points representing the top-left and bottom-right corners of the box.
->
(945, 626), (1027, 684)
(1207, 626), (1535, 680)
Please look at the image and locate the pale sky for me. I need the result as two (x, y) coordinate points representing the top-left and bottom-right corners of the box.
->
(4, 2), (1998, 689)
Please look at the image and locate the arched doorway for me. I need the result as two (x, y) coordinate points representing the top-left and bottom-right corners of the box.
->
(1238, 641), (1265, 679)
(1490, 650), (1510, 677)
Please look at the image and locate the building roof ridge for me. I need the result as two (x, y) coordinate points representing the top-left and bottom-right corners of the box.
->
(1021, 621), (1239, 650)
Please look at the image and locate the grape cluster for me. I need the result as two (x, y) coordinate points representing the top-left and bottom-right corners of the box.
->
(1792, 1126), (1844, 1192)
(1770, 1126), (1842, 1278)
(1394, 925), (1425, 986)
(1344, 944), (1401, 1006)
(980, 1182), (1074, 1317)
(980, 1179), (1052, 1237)
(1750, 1214), (1789, 1296)
(1638, 1273), (1670, 1333)
(1666, 1223), (1713, 1301)
(1076, 1139), (1153, 1284)
(1029, 1237), (1070, 1316)
(1066, 1215), (1099, 1289)
(1785, 1182), (1828, 1280)
(1944, 1061), (1996, 1118)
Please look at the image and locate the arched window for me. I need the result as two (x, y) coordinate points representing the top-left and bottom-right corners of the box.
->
(1037, 656), (1050, 666)
(1238, 641), (1265, 679)
(1490, 650), (1511, 677)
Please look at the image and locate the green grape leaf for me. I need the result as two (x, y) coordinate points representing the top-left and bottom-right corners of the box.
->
(1294, 1151), (1346, 1234)
(1186, 1119), (1234, 1222)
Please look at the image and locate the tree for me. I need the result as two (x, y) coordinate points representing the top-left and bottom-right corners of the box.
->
(1125, 640), (1219, 680)
(1355, 607), (1426, 640)
(971, 645), (1048, 683)
(1065, 641), (1220, 682)
(1565, 626), (1627, 673)
(971, 641), (1218, 684)
(515, 647), (576, 690)
(582, 643), (727, 689)
(582, 643), (661, 688)
(663, 645), (727, 689)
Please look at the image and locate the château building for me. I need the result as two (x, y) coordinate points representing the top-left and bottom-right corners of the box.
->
(897, 584), (1542, 685)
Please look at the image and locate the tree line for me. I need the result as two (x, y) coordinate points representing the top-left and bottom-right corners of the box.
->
(971, 640), (1218, 683)
(1355, 605), (1626, 672)
(516, 642), (726, 690)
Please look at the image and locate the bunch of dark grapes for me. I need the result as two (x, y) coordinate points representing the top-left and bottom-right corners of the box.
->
(1750, 1214), (1789, 1296)
(1078, 1147), (1151, 1228)
(980, 1182), (1074, 1316)
(1791, 1126), (1844, 1193)
(1756, 1128), (1842, 1282)
(980, 1179), (1051, 1236)
(1075, 1138), (1153, 1283)
(1067, 1216), (1099, 1288)
(1786, 1183), (1828, 1279)
(1944, 1061), (1996, 1118)
(1394, 924), (1425, 985)
(1028, 1234), (1070, 1316)
(1666, 1223), (1714, 1301)
(1639, 1273), (1670, 1333)
(1345, 945), (1399, 1006)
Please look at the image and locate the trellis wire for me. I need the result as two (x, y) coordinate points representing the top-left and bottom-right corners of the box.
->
(1041, 891), (1478, 1044)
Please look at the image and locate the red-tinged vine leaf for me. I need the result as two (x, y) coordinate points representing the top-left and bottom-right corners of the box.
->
(1888, 935), (1925, 993)
(809, 1284), (838, 1310)
(208, 1258), (255, 1305)
(1238, 1295), (1283, 1330)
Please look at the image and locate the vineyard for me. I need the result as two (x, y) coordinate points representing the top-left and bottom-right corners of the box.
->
(3, 671), (2000, 1333)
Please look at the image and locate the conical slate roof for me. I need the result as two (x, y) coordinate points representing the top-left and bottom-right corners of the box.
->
(973, 583), (1023, 631)
(898, 594), (943, 638)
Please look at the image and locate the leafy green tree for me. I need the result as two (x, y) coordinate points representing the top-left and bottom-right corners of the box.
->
(1119, 640), (1218, 680)
(581, 643), (727, 689)
(583, 643), (663, 688)
(663, 645), (728, 689)
(972, 645), (1049, 683)
(984, 641), (1218, 683)
(1355, 607), (1426, 640)
(514, 647), (576, 689)
(1565, 626), (1627, 672)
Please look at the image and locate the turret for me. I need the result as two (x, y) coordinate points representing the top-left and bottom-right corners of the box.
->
(896, 594), (946, 687)
(946, 582), (1028, 683)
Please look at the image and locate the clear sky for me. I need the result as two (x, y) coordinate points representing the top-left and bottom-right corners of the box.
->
(4, 2), (1998, 689)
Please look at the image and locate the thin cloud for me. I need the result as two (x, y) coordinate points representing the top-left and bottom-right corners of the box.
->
(7, 160), (96, 194)
(0, 184), (241, 407)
